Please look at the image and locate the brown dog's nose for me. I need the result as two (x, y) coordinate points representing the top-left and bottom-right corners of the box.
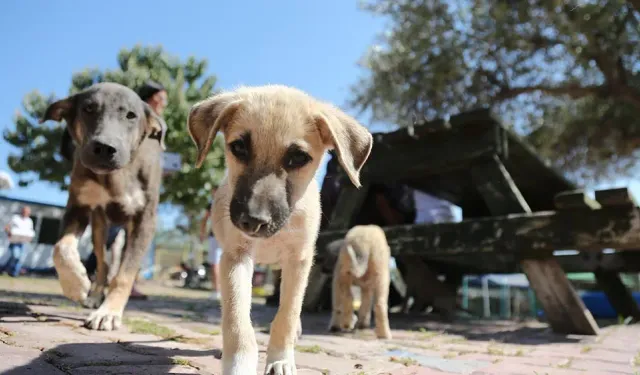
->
(238, 213), (268, 234)
(91, 141), (117, 158)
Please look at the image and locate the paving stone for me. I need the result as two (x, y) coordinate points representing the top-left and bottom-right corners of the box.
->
(68, 364), (202, 374)
(4, 278), (640, 375)
(0, 344), (67, 375)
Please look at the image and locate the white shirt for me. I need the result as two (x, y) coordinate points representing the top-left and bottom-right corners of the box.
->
(413, 190), (456, 224)
(8, 214), (35, 243)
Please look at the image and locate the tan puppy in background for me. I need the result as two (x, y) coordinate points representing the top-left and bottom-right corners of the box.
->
(328, 225), (392, 339)
(188, 85), (373, 375)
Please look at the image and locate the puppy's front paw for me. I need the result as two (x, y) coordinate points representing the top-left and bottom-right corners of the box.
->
(375, 327), (392, 339)
(53, 241), (91, 303)
(84, 307), (122, 331)
(265, 349), (296, 375)
(83, 285), (106, 309)
(222, 352), (258, 375)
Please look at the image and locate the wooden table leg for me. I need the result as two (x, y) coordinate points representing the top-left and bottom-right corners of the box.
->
(471, 155), (599, 335)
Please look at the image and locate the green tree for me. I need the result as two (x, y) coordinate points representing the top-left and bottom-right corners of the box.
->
(3, 45), (224, 216)
(351, 0), (640, 182)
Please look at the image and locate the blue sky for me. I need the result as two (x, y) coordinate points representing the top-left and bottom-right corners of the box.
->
(0, 0), (389, 224)
(1, 1), (639, 225)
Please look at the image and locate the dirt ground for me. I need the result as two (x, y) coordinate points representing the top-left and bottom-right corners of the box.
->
(1, 275), (639, 375)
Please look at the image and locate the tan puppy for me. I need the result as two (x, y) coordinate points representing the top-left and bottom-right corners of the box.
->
(187, 85), (373, 375)
(328, 225), (392, 339)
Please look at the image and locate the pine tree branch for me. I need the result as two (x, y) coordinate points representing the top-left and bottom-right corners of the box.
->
(495, 84), (640, 108)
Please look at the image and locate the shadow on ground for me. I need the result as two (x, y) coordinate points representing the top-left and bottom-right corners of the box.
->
(2, 340), (221, 375)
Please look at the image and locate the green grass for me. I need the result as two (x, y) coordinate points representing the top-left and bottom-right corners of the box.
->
(124, 318), (176, 338)
(389, 356), (419, 366)
(194, 327), (221, 336)
(172, 358), (193, 366)
(296, 344), (323, 354)
(557, 358), (573, 369)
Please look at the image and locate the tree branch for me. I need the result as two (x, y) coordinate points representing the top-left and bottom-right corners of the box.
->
(495, 84), (606, 100)
(495, 83), (640, 109)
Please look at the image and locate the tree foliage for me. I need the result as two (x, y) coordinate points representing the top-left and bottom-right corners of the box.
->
(351, 0), (640, 182)
(3, 45), (224, 215)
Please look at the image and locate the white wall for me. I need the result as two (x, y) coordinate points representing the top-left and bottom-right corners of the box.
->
(0, 199), (93, 270)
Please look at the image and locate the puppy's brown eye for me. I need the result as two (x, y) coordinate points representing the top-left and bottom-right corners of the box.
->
(126, 111), (137, 119)
(84, 104), (94, 113)
(285, 150), (311, 169)
(229, 139), (249, 162)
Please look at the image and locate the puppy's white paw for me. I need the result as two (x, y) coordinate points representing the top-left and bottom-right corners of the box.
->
(84, 307), (122, 331)
(222, 352), (258, 375)
(53, 239), (91, 303)
(265, 349), (296, 375)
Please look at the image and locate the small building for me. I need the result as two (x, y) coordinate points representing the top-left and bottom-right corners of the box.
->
(0, 196), (92, 273)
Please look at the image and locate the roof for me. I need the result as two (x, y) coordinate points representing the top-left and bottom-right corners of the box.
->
(0, 195), (66, 209)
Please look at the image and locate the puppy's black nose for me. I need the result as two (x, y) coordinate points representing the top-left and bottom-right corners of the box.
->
(238, 213), (268, 234)
(91, 141), (117, 158)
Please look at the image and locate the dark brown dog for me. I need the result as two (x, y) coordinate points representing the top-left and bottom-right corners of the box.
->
(42, 82), (166, 331)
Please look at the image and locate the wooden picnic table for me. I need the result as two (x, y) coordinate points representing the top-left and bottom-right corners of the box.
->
(304, 108), (640, 336)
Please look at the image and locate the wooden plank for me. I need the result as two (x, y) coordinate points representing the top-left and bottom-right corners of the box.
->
(555, 188), (640, 322)
(554, 190), (601, 210)
(326, 183), (370, 230)
(520, 258), (598, 334)
(595, 187), (640, 207)
(471, 154), (598, 335)
(303, 183), (369, 312)
(316, 204), (640, 258)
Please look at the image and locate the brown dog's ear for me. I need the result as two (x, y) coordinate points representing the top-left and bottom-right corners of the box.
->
(316, 105), (373, 188)
(144, 103), (167, 151)
(187, 92), (243, 168)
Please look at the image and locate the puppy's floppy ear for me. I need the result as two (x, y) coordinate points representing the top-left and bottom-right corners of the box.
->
(144, 103), (167, 151)
(42, 95), (82, 145)
(316, 105), (373, 188)
(188, 92), (243, 168)
(41, 96), (75, 124)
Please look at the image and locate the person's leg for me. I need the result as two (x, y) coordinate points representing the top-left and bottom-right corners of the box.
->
(9, 243), (24, 277)
(207, 238), (221, 299)
(2, 243), (17, 274)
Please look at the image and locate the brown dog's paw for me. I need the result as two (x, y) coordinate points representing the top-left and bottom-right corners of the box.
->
(84, 308), (122, 331)
(53, 239), (91, 303)
(82, 286), (105, 309)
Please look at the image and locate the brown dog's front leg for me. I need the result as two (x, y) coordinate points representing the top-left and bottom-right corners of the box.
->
(265, 254), (312, 375)
(220, 251), (258, 375)
(84, 209), (108, 309)
(85, 204), (155, 331)
(54, 203), (91, 303)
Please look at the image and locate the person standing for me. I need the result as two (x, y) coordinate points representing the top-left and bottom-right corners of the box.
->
(2, 205), (35, 277)
(200, 186), (221, 300)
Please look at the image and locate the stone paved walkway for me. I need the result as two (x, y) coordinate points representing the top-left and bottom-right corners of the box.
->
(1, 276), (639, 374)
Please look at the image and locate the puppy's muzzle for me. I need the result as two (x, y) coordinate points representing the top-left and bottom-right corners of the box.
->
(237, 212), (270, 234)
(91, 140), (117, 160)
(82, 138), (127, 173)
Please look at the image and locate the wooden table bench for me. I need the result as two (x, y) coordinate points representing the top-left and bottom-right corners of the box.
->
(304, 109), (640, 336)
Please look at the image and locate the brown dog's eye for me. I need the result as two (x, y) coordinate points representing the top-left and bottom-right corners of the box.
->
(229, 139), (250, 162)
(126, 111), (137, 120)
(83, 104), (95, 113)
(284, 150), (311, 170)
